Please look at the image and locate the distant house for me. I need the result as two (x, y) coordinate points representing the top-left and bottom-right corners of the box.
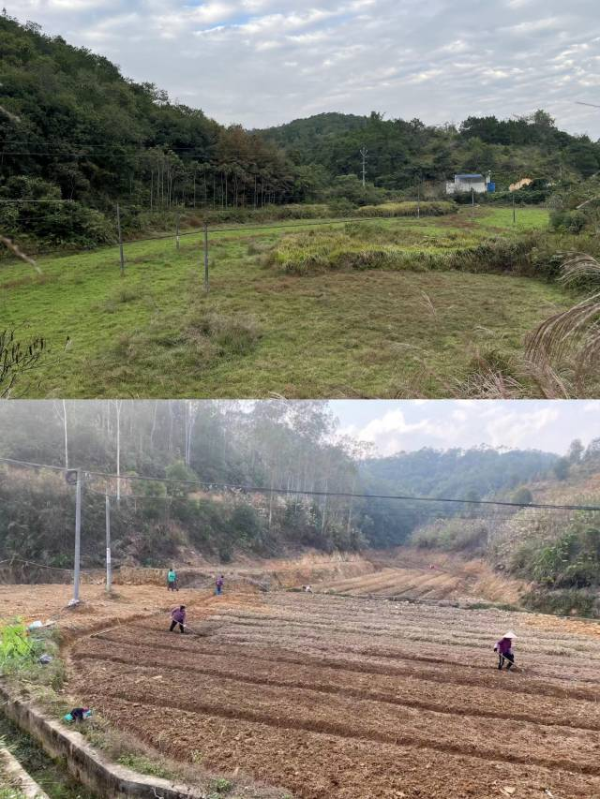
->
(446, 173), (493, 195)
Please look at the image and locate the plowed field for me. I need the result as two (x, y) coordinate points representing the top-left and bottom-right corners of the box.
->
(68, 591), (600, 799)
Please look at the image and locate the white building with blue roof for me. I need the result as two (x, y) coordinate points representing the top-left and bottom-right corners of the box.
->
(446, 173), (493, 195)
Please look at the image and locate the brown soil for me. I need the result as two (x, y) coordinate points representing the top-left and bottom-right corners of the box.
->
(319, 547), (529, 605)
(66, 589), (600, 799)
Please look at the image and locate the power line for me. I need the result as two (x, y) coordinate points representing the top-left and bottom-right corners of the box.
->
(1, 457), (598, 512)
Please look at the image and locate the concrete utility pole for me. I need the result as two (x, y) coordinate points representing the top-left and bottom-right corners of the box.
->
(105, 492), (112, 594)
(116, 204), (125, 276)
(72, 469), (82, 604)
(176, 210), (181, 252)
(360, 147), (368, 188)
(512, 191), (516, 225)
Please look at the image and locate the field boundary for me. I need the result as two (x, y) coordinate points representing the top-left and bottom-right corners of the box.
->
(0, 681), (207, 799)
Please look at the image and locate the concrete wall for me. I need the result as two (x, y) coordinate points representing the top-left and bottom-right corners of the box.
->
(0, 746), (50, 798)
(0, 683), (205, 799)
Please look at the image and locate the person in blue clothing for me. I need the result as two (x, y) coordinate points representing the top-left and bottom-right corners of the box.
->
(215, 574), (224, 595)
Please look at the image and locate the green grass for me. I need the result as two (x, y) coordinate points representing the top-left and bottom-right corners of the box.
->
(116, 753), (173, 780)
(0, 788), (27, 799)
(1, 207), (563, 398)
(475, 206), (550, 230)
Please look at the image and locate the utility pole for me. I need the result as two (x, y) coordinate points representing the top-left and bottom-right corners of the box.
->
(360, 147), (368, 188)
(203, 222), (209, 293)
(69, 468), (82, 605)
(116, 204), (125, 277)
(512, 191), (516, 225)
(114, 400), (122, 503)
(417, 178), (421, 219)
(105, 492), (112, 594)
(176, 210), (181, 252)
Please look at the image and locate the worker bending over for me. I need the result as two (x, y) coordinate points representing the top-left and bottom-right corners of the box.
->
(494, 630), (516, 670)
(169, 605), (186, 633)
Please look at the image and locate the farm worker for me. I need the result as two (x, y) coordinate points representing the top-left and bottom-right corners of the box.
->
(494, 630), (516, 670)
(215, 575), (225, 595)
(167, 568), (178, 591)
(169, 605), (186, 633)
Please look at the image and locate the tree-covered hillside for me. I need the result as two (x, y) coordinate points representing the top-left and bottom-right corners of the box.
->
(0, 12), (296, 246)
(262, 110), (600, 193)
(0, 401), (567, 566)
(407, 438), (600, 615)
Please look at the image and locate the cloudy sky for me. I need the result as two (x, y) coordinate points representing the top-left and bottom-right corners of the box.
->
(6, 0), (600, 135)
(331, 400), (600, 456)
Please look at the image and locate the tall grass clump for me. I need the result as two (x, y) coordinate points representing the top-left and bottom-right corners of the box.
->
(526, 252), (600, 394)
(265, 227), (547, 277)
(187, 312), (261, 356)
(356, 201), (456, 217)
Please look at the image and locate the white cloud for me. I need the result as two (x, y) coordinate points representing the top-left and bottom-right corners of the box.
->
(506, 16), (562, 34)
(485, 408), (560, 449)
(333, 401), (596, 457)
(4, 0), (600, 134)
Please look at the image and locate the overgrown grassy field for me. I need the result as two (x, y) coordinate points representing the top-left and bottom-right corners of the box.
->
(1, 207), (568, 398)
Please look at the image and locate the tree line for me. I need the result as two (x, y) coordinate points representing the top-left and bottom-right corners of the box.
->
(263, 110), (600, 194)
(0, 400), (576, 568)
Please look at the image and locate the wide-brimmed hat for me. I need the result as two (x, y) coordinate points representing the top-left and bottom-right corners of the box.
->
(503, 630), (516, 639)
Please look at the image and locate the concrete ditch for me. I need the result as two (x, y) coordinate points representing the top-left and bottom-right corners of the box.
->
(0, 745), (50, 798)
(0, 683), (205, 799)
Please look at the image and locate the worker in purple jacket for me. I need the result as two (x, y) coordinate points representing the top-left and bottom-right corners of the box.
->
(215, 575), (224, 595)
(169, 605), (186, 633)
(494, 630), (516, 670)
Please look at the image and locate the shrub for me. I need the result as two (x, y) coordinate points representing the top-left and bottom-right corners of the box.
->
(522, 588), (600, 618)
(411, 518), (488, 552)
(550, 209), (588, 234)
(512, 524), (600, 589)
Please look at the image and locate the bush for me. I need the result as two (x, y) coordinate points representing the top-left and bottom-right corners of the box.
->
(522, 588), (600, 618)
(550, 209), (588, 234)
(512, 525), (600, 589)
(324, 175), (389, 206)
(411, 518), (488, 552)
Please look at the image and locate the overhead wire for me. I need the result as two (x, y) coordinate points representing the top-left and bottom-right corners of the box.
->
(1, 457), (599, 512)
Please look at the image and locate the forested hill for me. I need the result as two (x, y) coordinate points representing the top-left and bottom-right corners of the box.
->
(0, 400), (576, 566)
(0, 13), (295, 246)
(362, 447), (559, 502)
(261, 110), (600, 191)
